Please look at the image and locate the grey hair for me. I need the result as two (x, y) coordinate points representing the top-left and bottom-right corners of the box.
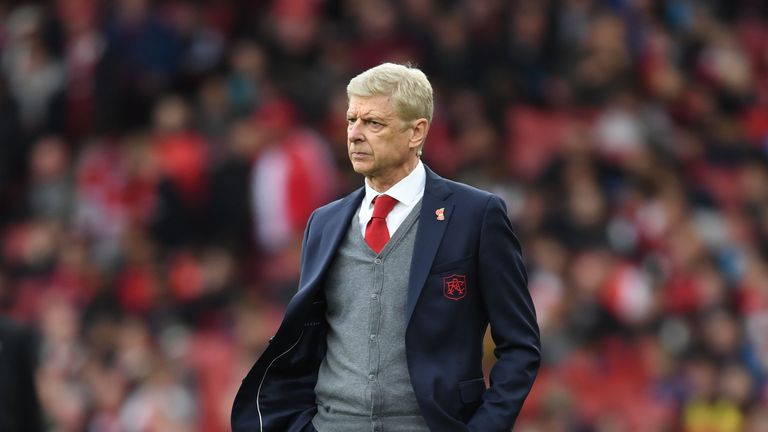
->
(347, 63), (434, 123)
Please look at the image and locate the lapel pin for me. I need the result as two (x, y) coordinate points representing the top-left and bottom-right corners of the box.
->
(436, 208), (445, 221)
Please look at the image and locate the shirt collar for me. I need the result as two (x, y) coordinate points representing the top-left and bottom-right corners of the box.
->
(363, 160), (426, 209)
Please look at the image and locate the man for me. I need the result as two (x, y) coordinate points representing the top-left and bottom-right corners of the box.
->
(0, 317), (43, 432)
(232, 63), (540, 432)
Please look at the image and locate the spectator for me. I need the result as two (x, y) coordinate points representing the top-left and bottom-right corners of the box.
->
(0, 317), (43, 432)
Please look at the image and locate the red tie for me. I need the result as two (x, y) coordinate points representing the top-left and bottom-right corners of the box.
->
(365, 194), (398, 253)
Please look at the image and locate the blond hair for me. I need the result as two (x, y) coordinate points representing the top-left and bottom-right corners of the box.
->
(347, 63), (434, 123)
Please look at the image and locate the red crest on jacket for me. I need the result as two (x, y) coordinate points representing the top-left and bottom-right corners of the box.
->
(443, 274), (467, 300)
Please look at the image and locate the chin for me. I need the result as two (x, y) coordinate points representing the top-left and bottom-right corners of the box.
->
(351, 162), (372, 175)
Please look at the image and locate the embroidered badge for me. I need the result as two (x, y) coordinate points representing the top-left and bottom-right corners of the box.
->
(436, 208), (445, 221)
(443, 274), (467, 300)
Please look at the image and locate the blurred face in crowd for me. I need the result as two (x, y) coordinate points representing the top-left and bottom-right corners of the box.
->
(346, 94), (427, 191)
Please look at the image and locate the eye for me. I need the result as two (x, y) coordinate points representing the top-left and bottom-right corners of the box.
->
(346, 117), (356, 126)
(366, 119), (384, 129)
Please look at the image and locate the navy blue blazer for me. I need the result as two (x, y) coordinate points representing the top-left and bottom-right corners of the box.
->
(232, 167), (540, 431)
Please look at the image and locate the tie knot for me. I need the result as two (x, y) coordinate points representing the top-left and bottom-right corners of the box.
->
(372, 194), (398, 218)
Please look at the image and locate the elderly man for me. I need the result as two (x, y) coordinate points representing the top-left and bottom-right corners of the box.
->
(232, 63), (540, 432)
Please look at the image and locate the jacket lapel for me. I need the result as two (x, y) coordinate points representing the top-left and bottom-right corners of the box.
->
(406, 167), (454, 324)
(294, 168), (453, 325)
(298, 187), (365, 298)
(273, 188), (364, 344)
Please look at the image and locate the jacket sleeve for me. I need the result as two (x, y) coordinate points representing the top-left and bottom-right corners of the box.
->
(232, 212), (323, 432)
(466, 195), (541, 431)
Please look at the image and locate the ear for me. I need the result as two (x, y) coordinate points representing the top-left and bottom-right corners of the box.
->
(408, 118), (429, 150)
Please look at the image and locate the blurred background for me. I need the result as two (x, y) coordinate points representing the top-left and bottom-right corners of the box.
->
(0, 0), (767, 430)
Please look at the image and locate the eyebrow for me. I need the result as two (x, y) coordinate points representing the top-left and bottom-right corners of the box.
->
(347, 110), (392, 119)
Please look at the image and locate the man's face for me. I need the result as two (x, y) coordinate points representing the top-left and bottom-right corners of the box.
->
(346, 94), (419, 188)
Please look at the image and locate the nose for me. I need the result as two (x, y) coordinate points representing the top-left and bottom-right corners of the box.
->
(348, 119), (364, 143)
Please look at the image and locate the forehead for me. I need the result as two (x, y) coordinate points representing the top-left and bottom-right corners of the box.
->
(347, 94), (398, 118)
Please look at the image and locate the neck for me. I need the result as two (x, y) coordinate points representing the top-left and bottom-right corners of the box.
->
(367, 159), (419, 193)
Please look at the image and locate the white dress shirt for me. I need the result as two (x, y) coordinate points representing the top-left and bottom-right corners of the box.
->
(358, 160), (426, 238)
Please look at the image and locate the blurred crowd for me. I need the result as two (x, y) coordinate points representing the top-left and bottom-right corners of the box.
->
(1, 0), (768, 430)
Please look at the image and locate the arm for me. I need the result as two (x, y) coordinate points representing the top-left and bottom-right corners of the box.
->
(467, 195), (540, 431)
(232, 212), (323, 432)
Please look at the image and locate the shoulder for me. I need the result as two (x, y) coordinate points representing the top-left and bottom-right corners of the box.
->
(0, 318), (38, 355)
(426, 165), (494, 200)
(312, 196), (347, 217)
(432, 174), (504, 211)
(305, 187), (364, 226)
(446, 178), (494, 200)
(0, 317), (24, 337)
